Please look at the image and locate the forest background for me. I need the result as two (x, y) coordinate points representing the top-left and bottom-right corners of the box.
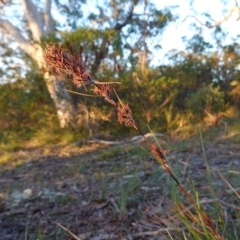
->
(1, 0), (240, 156)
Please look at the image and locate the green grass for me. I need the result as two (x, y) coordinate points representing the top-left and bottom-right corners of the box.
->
(117, 172), (143, 216)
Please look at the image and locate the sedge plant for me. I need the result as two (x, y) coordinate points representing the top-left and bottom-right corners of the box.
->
(44, 43), (224, 240)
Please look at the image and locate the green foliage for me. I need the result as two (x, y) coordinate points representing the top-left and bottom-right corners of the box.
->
(63, 27), (123, 73)
(0, 71), (54, 155)
(0, 69), (88, 153)
(2, 42), (240, 145)
(0, 72), (55, 131)
(41, 33), (61, 47)
(186, 84), (227, 115)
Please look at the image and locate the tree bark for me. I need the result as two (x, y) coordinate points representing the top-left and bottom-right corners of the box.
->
(0, 0), (75, 128)
(43, 71), (74, 128)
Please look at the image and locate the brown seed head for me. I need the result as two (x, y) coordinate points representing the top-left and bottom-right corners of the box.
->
(150, 144), (166, 165)
(117, 103), (136, 129)
(93, 84), (116, 105)
(44, 44), (94, 87)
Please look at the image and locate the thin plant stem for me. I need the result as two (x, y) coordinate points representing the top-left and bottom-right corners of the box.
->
(64, 89), (102, 97)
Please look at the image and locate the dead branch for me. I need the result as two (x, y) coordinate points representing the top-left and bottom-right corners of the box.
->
(87, 132), (164, 145)
(184, 5), (240, 28)
(133, 227), (185, 237)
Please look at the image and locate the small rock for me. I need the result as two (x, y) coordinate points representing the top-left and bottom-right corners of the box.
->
(22, 188), (33, 199)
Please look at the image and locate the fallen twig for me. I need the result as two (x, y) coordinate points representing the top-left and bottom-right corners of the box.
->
(51, 220), (82, 240)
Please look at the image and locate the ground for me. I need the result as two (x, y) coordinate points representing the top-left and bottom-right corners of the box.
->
(0, 136), (239, 240)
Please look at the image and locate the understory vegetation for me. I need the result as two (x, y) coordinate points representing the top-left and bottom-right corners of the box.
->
(1, 39), (240, 151)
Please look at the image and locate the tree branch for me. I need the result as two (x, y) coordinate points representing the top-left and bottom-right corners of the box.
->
(114, 0), (138, 31)
(91, 35), (110, 72)
(45, 0), (54, 34)
(20, 0), (44, 41)
(0, 18), (35, 56)
(158, 92), (174, 111)
(91, 1), (139, 72)
(185, 5), (240, 28)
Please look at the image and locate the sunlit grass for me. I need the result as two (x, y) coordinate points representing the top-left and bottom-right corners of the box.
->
(0, 126), (88, 165)
(0, 152), (14, 165)
(32, 127), (87, 146)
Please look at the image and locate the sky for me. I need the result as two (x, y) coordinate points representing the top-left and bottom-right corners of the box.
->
(151, 0), (240, 63)
(3, 0), (240, 56)
(76, 0), (240, 65)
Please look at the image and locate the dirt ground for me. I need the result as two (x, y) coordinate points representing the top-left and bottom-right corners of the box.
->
(0, 137), (239, 240)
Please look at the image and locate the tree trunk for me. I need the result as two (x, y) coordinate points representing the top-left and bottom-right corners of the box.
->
(35, 46), (75, 128)
(32, 44), (76, 128)
(0, 0), (76, 128)
(43, 71), (74, 128)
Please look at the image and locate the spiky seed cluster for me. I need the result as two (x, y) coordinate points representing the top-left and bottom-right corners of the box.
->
(93, 84), (116, 105)
(201, 215), (223, 240)
(150, 144), (166, 166)
(44, 44), (94, 88)
(117, 103), (136, 129)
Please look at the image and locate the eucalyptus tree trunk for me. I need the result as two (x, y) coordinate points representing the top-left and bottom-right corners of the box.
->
(35, 46), (74, 128)
(0, 0), (74, 128)
(43, 71), (74, 128)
